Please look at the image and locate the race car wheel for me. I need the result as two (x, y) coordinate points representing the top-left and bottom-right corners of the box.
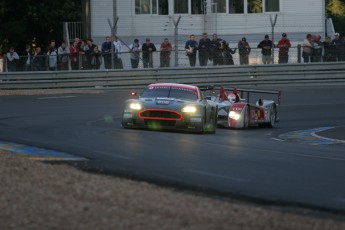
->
(207, 111), (217, 134)
(268, 104), (277, 128)
(242, 105), (250, 129)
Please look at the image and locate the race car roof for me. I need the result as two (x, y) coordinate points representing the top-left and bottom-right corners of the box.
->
(147, 83), (199, 91)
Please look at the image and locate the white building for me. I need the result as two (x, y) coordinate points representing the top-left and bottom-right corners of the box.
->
(85, 0), (329, 45)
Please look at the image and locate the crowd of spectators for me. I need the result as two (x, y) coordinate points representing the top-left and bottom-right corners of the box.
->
(1, 32), (344, 72)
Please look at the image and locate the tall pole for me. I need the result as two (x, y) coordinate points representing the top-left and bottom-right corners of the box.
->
(107, 17), (119, 69)
(172, 16), (181, 67)
(270, 14), (278, 64)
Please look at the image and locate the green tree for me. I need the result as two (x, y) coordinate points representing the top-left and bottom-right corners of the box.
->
(0, 0), (82, 54)
(327, 0), (345, 16)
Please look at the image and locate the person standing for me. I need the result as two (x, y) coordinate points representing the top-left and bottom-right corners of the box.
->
(331, 32), (345, 61)
(58, 41), (70, 70)
(302, 34), (313, 63)
(70, 40), (80, 70)
(112, 35), (124, 69)
(222, 40), (236, 65)
(257, 34), (273, 64)
(160, 38), (172, 67)
(185, 34), (198, 67)
(322, 36), (336, 62)
(90, 45), (102, 69)
(238, 37), (251, 65)
(311, 35), (322, 62)
(142, 38), (156, 68)
(210, 34), (223, 66)
(277, 33), (291, 64)
(101, 36), (112, 69)
(47, 46), (58, 71)
(6, 47), (20, 72)
(129, 39), (142, 69)
(85, 39), (96, 70)
(31, 47), (45, 71)
(198, 33), (211, 66)
(22, 45), (32, 71)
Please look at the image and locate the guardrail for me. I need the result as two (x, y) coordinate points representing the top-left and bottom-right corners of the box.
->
(1, 62), (345, 90)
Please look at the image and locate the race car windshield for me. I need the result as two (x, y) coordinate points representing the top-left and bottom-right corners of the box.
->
(141, 86), (199, 101)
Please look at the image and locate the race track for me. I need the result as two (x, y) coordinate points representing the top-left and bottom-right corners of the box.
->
(0, 84), (344, 212)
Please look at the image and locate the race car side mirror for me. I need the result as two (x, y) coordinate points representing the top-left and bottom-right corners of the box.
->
(130, 91), (138, 98)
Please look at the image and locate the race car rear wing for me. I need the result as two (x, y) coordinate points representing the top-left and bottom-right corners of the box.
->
(200, 86), (282, 105)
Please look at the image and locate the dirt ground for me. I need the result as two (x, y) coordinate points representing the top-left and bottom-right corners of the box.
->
(0, 151), (345, 230)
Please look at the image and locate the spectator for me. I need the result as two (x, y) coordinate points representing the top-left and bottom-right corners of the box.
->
(112, 35), (124, 69)
(70, 40), (80, 70)
(160, 38), (172, 67)
(185, 34), (198, 67)
(221, 40), (236, 65)
(322, 36), (336, 62)
(311, 35), (322, 62)
(85, 38), (96, 70)
(91, 45), (102, 69)
(58, 41), (70, 70)
(47, 46), (58, 71)
(257, 34), (273, 64)
(198, 33), (211, 66)
(22, 45), (32, 71)
(31, 47), (45, 71)
(302, 34), (313, 63)
(6, 46), (20, 72)
(101, 36), (112, 69)
(79, 39), (90, 70)
(210, 34), (223, 66)
(238, 37), (251, 65)
(277, 33), (291, 64)
(331, 33), (345, 61)
(129, 38), (142, 69)
(142, 38), (157, 68)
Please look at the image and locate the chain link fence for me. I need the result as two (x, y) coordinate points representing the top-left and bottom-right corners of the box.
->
(0, 45), (339, 72)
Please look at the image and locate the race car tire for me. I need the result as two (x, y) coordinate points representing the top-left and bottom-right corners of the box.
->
(242, 105), (250, 129)
(206, 111), (218, 134)
(268, 104), (277, 128)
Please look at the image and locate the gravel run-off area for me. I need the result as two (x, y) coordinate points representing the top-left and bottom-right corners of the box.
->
(1, 89), (345, 229)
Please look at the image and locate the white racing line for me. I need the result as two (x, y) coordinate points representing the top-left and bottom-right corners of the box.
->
(273, 126), (345, 145)
(36, 96), (77, 100)
(186, 169), (249, 182)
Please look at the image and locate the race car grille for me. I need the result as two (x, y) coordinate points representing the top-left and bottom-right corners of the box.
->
(139, 109), (183, 121)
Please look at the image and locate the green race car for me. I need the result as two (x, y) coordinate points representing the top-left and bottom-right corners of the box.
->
(122, 83), (218, 133)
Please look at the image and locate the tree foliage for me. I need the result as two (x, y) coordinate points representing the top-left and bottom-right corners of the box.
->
(327, 0), (345, 16)
(0, 0), (82, 54)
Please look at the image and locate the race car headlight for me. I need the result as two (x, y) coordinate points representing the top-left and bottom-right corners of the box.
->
(129, 102), (142, 110)
(182, 105), (197, 113)
(229, 111), (241, 120)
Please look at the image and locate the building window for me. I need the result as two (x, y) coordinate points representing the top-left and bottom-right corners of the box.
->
(135, 0), (169, 15)
(265, 0), (279, 12)
(191, 0), (205, 14)
(136, 0), (150, 14)
(212, 0), (226, 13)
(229, 0), (244, 14)
(158, 0), (169, 15)
(174, 0), (188, 13)
(248, 0), (262, 13)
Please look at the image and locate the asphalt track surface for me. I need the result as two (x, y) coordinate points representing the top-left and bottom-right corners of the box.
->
(0, 84), (344, 213)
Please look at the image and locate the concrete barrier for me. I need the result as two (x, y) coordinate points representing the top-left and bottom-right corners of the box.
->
(1, 62), (345, 89)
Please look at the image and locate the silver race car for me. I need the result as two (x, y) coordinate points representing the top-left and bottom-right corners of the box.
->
(205, 86), (281, 129)
(122, 83), (218, 133)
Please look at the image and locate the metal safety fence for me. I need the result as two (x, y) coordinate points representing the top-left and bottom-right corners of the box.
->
(0, 46), (308, 72)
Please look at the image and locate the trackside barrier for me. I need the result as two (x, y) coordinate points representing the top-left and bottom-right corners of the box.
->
(1, 62), (345, 90)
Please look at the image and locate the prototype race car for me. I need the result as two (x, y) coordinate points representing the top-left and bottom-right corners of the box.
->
(121, 83), (218, 133)
(205, 86), (281, 129)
